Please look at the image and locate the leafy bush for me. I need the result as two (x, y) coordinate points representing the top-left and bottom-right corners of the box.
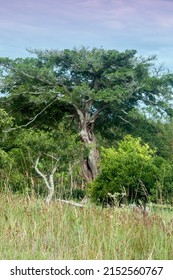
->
(151, 156), (173, 204)
(0, 109), (13, 132)
(90, 135), (173, 206)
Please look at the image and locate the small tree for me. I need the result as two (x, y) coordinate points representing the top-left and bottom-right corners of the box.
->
(89, 135), (158, 208)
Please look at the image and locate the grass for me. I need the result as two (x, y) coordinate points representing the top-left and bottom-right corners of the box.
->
(0, 192), (172, 260)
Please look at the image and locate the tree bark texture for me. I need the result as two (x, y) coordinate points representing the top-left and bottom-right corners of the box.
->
(80, 127), (99, 182)
(74, 101), (99, 182)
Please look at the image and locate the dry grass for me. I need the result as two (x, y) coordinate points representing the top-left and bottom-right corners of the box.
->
(0, 192), (172, 260)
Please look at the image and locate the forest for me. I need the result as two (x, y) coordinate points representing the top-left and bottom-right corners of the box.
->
(0, 47), (173, 259)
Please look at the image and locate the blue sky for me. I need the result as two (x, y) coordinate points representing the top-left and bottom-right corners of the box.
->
(0, 0), (173, 70)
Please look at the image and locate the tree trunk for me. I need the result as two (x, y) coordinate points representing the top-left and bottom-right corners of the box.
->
(79, 122), (99, 182)
(73, 100), (101, 183)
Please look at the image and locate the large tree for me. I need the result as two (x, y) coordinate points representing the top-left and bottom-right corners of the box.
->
(0, 47), (172, 182)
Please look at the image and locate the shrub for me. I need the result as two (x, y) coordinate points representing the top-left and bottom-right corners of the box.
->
(89, 135), (166, 206)
(151, 156), (173, 204)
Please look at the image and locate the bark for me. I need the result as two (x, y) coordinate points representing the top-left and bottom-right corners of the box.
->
(34, 156), (58, 204)
(74, 101), (100, 182)
(81, 134), (99, 182)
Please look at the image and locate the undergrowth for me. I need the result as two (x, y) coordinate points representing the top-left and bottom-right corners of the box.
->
(0, 192), (172, 259)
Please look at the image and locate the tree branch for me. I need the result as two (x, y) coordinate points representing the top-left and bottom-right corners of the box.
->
(57, 199), (84, 208)
(90, 104), (108, 122)
(34, 155), (85, 206)
(34, 157), (51, 190)
(118, 115), (135, 127)
(4, 96), (58, 132)
(34, 155), (60, 204)
(73, 103), (84, 124)
(16, 70), (54, 86)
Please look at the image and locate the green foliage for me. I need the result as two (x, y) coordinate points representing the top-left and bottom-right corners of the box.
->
(0, 119), (83, 196)
(154, 119), (173, 160)
(151, 156), (173, 204)
(90, 135), (173, 205)
(0, 149), (13, 169)
(1, 47), (172, 131)
(0, 109), (13, 131)
(0, 47), (173, 204)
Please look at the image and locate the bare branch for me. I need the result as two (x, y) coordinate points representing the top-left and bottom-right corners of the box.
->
(34, 155), (60, 204)
(73, 103), (84, 123)
(4, 96), (58, 133)
(34, 157), (51, 190)
(118, 115), (135, 127)
(85, 98), (93, 105)
(44, 154), (61, 162)
(90, 104), (108, 122)
(84, 99), (93, 121)
(15, 69), (54, 86)
(57, 199), (84, 208)
(34, 156), (85, 206)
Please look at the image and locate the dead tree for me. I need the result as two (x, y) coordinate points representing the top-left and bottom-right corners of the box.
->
(34, 155), (84, 207)
(34, 156), (59, 204)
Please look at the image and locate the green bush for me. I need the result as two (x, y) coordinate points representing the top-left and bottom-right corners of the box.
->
(0, 109), (13, 132)
(90, 135), (173, 206)
(151, 156), (173, 204)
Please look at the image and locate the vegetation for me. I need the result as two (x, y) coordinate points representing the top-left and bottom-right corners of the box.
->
(90, 135), (173, 207)
(0, 192), (172, 260)
(0, 47), (173, 259)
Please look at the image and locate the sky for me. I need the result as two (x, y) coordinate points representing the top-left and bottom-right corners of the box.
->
(0, 0), (173, 70)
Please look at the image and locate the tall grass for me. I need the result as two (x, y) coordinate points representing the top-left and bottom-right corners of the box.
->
(0, 192), (172, 260)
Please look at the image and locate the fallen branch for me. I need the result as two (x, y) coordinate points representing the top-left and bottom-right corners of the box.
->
(57, 199), (84, 208)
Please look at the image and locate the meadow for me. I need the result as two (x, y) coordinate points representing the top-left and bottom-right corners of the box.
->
(0, 192), (172, 260)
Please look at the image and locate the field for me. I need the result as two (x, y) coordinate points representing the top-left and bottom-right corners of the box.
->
(0, 192), (172, 260)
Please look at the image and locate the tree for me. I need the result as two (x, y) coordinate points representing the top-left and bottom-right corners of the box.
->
(0, 48), (172, 183)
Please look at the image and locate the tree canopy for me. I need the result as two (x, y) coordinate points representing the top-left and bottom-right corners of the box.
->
(0, 47), (173, 204)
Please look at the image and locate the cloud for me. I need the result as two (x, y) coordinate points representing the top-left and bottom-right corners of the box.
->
(0, 0), (173, 69)
(1, 0), (173, 35)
